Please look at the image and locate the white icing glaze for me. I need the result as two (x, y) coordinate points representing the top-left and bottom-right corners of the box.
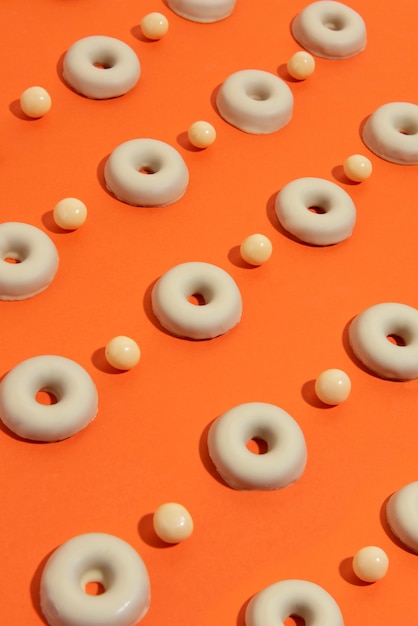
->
(104, 138), (189, 207)
(292, 0), (366, 59)
(348, 302), (418, 380)
(63, 36), (140, 99)
(207, 402), (307, 490)
(245, 579), (344, 626)
(362, 102), (418, 164)
(275, 177), (356, 245)
(151, 261), (242, 339)
(167, 0), (236, 23)
(386, 482), (418, 552)
(216, 69), (293, 134)
(0, 222), (59, 300)
(0, 356), (98, 441)
(40, 533), (150, 626)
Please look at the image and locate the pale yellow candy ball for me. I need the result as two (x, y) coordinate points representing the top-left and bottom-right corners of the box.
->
(153, 502), (194, 543)
(240, 234), (273, 265)
(105, 336), (141, 370)
(141, 12), (169, 40)
(20, 86), (52, 118)
(53, 197), (87, 230)
(188, 121), (216, 149)
(353, 546), (389, 582)
(287, 51), (315, 80)
(343, 154), (373, 182)
(315, 368), (351, 405)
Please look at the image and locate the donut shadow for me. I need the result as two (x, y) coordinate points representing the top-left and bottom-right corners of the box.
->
(379, 494), (416, 553)
(236, 596), (252, 626)
(338, 556), (372, 586)
(56, 51), (68, 89)
(31, 548), (56, 624)
(359, 114), (371, 143)
(137, 513), (175, 549)
(96, 153), (112, 197)
(199, 419), (230, 487)
(210, 83), (222, 117)
(91, 347), (127, 375)
(301, 379), (335, 409)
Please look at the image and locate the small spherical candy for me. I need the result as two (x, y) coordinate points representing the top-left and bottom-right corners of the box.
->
(315, 369), (351, 405)
(53, 197), (87, 230)
(287, 51), (315, 80)
(240, 234), (273, 265)
(140, 12), (169, 40)
(20, 86), (52, 118)
(352, 546), (389, 582)
(343, 154), (373, 182)
(105, 336), (141, 370)
(188, 121), (216, 149)
(153, 502), (194, 543)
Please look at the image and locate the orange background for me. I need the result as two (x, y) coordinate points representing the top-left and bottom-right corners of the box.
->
(1, 0), (418, 624)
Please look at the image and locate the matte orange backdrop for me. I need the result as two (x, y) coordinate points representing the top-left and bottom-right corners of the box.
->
(1, 1), (418, 624)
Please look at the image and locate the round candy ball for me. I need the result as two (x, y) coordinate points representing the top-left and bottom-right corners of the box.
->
(352, 546), (389, 582)
(141, 12), (169, 40)
(343, 154), (372, 182)
(20, 86), (52, 118)
(315, 369), (351, 405)
(287, 51), (315, 80)
(53, 197), (87, 230)
(105, 336), (141, 370)
(240, 234), (273, 265)
(188, 121), (216, 149)
(153, 502), (194, 543)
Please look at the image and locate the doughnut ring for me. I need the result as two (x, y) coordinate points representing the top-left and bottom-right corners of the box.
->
(348, 303), (418, 380)
(151, 262), (242, 339)
(291, 0), (366, 59)
(362, 102), (418, 164)
(245, 579), (344, 626)
(167, 0), (236, 22)
(207, 402), (307, 490)
(275, 177), (356, 245)
(0, 355), (98, 441)
(63, 35), (140, 99)
(216, 70), (294, 134)
(40, 532), (150, 626)
(104, 138), (189, 207)
(0, 222), (59, 300)
(386, 482), (418, 552)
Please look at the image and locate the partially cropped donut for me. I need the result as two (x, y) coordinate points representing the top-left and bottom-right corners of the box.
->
(216, 70), (293, 134)
(362, 102), (418, 164)
(275, 177), (356, 245)
(348, 303), (418, 380)
(0, 222), (59, 300)
(245, 579), (344, 626)
(207, 402), (307, 490)
(0, 355), (98, 441)
(40, 532), (150, 626)
(151, 262), (242, 339)
(63, 35), (140, 99)
(104, 138), (189, 207)
(386, 482), (418, 552)
(292, 1), (366, 59)
(167, 0), (236, 23)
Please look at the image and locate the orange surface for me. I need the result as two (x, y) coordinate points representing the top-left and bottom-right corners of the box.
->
(1, 1), (418, 624)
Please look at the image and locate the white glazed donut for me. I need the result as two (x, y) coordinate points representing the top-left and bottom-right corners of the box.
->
(63, 36), (140, 99)
(275, 177), (356, 245)
(151, 262), (242, 339)
(245, 579), (344, 626)
(291, 1), (366, 59)
(362, 102), (418, 164)
(40, 532), (150, 626)
(104, 138), (189, 207)
(386, 482), (418, 552)
(0, 222), (59, 300)
(0, 355), (98, 441)
(216, 70), (294, 134)
(167, 0), (236, 22)
(348, 303), (418, 380)
(207, 402), (307, 490)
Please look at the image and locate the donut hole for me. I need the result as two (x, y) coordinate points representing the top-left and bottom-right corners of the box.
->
(35, 389), (58, 405)
(34, 379), (65, 404)
(80, 565), (114, 596)
(85, 581), (106, 596)
(2, 243), (30, 264)
(284, 617), (306, 626)
(245, 425), (277, 455)
(135, 157), (162, 175)
(246, 437), (268, 454)
(321, 13), (346, 30)
(92, 54), (117, 70)
(188, 293), (206, 306)
(308, 205), (327, 214)
(186, 282), (215, 306)
(394, 116), (418, 136)
(386, 332), (409, 347)
(245, 82), (272, 101)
